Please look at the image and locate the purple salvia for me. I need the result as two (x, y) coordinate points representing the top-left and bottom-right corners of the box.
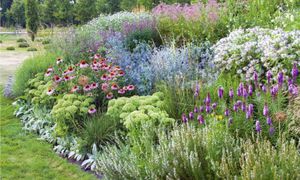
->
(248, 84), (253, 96)
(205, 93), (211, 105)
(228, 117), (233, 126)
(277, 71), (284, 86)
(233, 104), (238, 112)
(261, 84), (267, 93)
(194, 83), (200, 98)
(292, 86), (298, 96)
(248, 104), (254, 115)
(263, 103), (269, 117)
(224, 109), (230, 116)
(197, 114), (205, 124)
(271, 84), (279, 98)
(246, 110), (251, 119)
(218, 86), (224, 99)
(253, 71), (258, 85)
(291, 63), (299, 80)
(199, 106), (204, 112)
(189, 112), (194, 120)
(266, 70), (272, 84)
(237, 83), (244, 96)
(236, 100), (242, 107)
(182, 114), (188, 123)
(255, 120), (261, 133)
(269, 126), (275, 135)
(267, 116), (272, 125)
(212, 103), (217, 109)
(229, 88), (234, 99)
(206, 105), (211, 113)
(194, 106), (199, 113)
(241, 102), (246, 112)
(243, 87), (248, 98)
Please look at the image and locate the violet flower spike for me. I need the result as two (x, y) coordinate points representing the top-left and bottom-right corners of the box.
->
(218, 86), (224, 99)
(205, 93), (211, 105)
(248, 104), (254, 115)
(197, 115), (205, 124)
(194, 106), (199, 113)
(255, 120), (261, 133)
(253, 71), (258, 82)
(292, 86), (298, 96)
(224, 109), (230, 117)
(233, 104), (238, 112)
(182, 114), (188, 123)
(241, 102), (246, 112)
(248, 84), (253, 96)
(269, 126), (275, 135)
(267, 116), (272, 125)
(229, 88), (234, 99)
(189, 112), (194, 120)
(261, 84), (267, 93)
(263, 103), (269, 117)
(266, 70), (272, 84)
(228, 117), (233, 126)
(277, 71), (284, 86)
(212, 103), (217, 109)
(199, 106), (204, 112)
(206, 105), (211, 113)
(246, 110), (251, 119)
(291, 63), (299, 80)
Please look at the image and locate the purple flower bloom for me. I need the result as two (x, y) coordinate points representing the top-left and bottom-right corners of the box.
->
(288, 77), (293, 86)
(277, 71), (284, 86)
(233, 104), (238, 112)
(228, 117), (233, 126)
(248, 84), (253, 96)
(263, 103), (269, 117)
(261, 84), (267, 93)
(246, 110), (251, 119)
(182, 114), (188, 123)
(229, 88), (234, 99)
(267, 116), (272, 125)
(243, 87), (248, 98)
(236, 100), (242, 106)
(253, 71), (258, 82)
(292, 63), (299, 80)
(197, 114), (205, 124)
(271, 84), (279, 98)
(248, 104), (254, 115)
(218, 86), (224, 99)
(237, 83), (244, 96)
(292, 86), (298, 96)
(269, 126), (275, 135)
(206, 105), (211, 113)
(241, 102), (246, 112)
(194, 83), (200, 98)
(266, 70), (272, 84)
(212, 103), (217, 109)
(194, 106), (199, 113)
(189, 112), (194, 120)
(205, 93), (211, 105)
(255, 120), (261, 133)
(199, 106), (204, 112)
(224, 109), (230, 116)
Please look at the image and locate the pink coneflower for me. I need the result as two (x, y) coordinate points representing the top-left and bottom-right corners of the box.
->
(126, 85), (135, 91)
(53, 75), (62, 83)
(101, 74), (108, 81)
(118, 88), (126, 94)
(56, 58), (63, 65)
(88, 107), (96, 114)
(91, 82), (98, 89)
(106, 92), (113, 99)
(111, 83), (119, 90)
(47, 88), (55, 95)
(80, 60), (89, 68)
(109, 72), (116, 78)
(94, 54), (101, 59)
(69, 75), (76, 80)
(64, 75), (71, 81)
(45, 70), (52, 77)
(71, 85), (79, 93)
(118, 70), (125, 76)
(92, 60), (98, 66)
(67, 66), (75, 74)
(47, 67), (53, 72)
(101, 83), (109, 91)
(83, 84), (91, 91)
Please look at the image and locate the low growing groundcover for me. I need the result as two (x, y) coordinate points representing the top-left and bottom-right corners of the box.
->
(0, 92), (97, 180)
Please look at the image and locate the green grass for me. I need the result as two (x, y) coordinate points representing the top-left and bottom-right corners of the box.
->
(0, 93), (98, 180)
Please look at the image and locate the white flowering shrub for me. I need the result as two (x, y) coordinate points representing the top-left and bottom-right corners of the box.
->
(213, 27), (300, 80)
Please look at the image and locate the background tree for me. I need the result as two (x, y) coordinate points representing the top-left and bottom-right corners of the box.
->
(5, 0), (26, 27)
(41, 0), (57, 27)
(75, 0), (97, 24)
(25, 0), (39, 41)
(54, 0), (75, 26)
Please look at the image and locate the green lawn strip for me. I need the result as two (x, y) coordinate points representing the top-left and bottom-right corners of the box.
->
(0, 94), (98, 180)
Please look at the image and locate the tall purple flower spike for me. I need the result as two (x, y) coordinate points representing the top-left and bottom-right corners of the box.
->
(218, 86), (224, 99)
(189, 112), (194, 120)
(205, 93), (211, 105)
(255, 120), (261, 133)
(229, 88), (234, 99)
(197, 114), (205, 124)
(269, 126), (275, 135)
(182, 114), (188, 123)
(266, 70), (272, 84)
(277, 71), (284, 86)
(224, 109), (230, 117)
(292, 63), (299, 80)
(263, 103), (269, 117)
(267, 116), (272, 125)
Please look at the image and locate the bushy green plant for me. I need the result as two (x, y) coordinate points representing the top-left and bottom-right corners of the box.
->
(16, 38), (27, 42)
(81, 113), (120, 152)
(287, 94), (300, 140)
(124, 28), (162, 51)
(0, 40), (3, 43)
(18, 42), (30, 48)
(272, 8), (300, 31)
(51, 94), (94, 136)
(13, 52), (57, 96)
(27, 47), (37, 51)
(6, 46), (15, 50)
(42, 39), (51, 44)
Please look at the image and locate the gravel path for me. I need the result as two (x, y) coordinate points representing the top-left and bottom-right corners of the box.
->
(0, 51), (33, 85)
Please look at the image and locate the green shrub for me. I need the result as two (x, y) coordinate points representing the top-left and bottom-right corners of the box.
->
(0, 40), (3, 43)
(16, 38), (27, 42)
(124, 28), (162, 51)
(6, 46), (15, 50)
(13, 52), (57, 96)
(287, 94), (300, 140)
(51, 94), (94, 136)
(27, 47), (37, 51)
(18, 42), (30, 48)
(42, 39), (51, 45)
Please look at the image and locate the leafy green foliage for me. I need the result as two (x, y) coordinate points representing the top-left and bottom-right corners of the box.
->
(25, 0), (39, 41)
(51, 94), (94, 136)
(16, 38), (27, 43)
(6, 46), (15, 50)
(27, 47), (38, 51)
(18, 42), (30, 48)
(13, 52), (57, 97)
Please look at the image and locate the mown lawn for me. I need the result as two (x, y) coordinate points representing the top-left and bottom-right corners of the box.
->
(0, 93), (97, 180)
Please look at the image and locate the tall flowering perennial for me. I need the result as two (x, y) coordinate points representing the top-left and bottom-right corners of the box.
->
(44, 55), (134, 114)
(182, 64), (299, 137)
(213, 27), (300, 81)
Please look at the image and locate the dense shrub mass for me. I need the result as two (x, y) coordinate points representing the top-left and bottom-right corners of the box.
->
(12, 1), (300, 179)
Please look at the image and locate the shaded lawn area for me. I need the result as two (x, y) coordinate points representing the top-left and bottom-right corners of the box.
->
(0, 94), (97, 180)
